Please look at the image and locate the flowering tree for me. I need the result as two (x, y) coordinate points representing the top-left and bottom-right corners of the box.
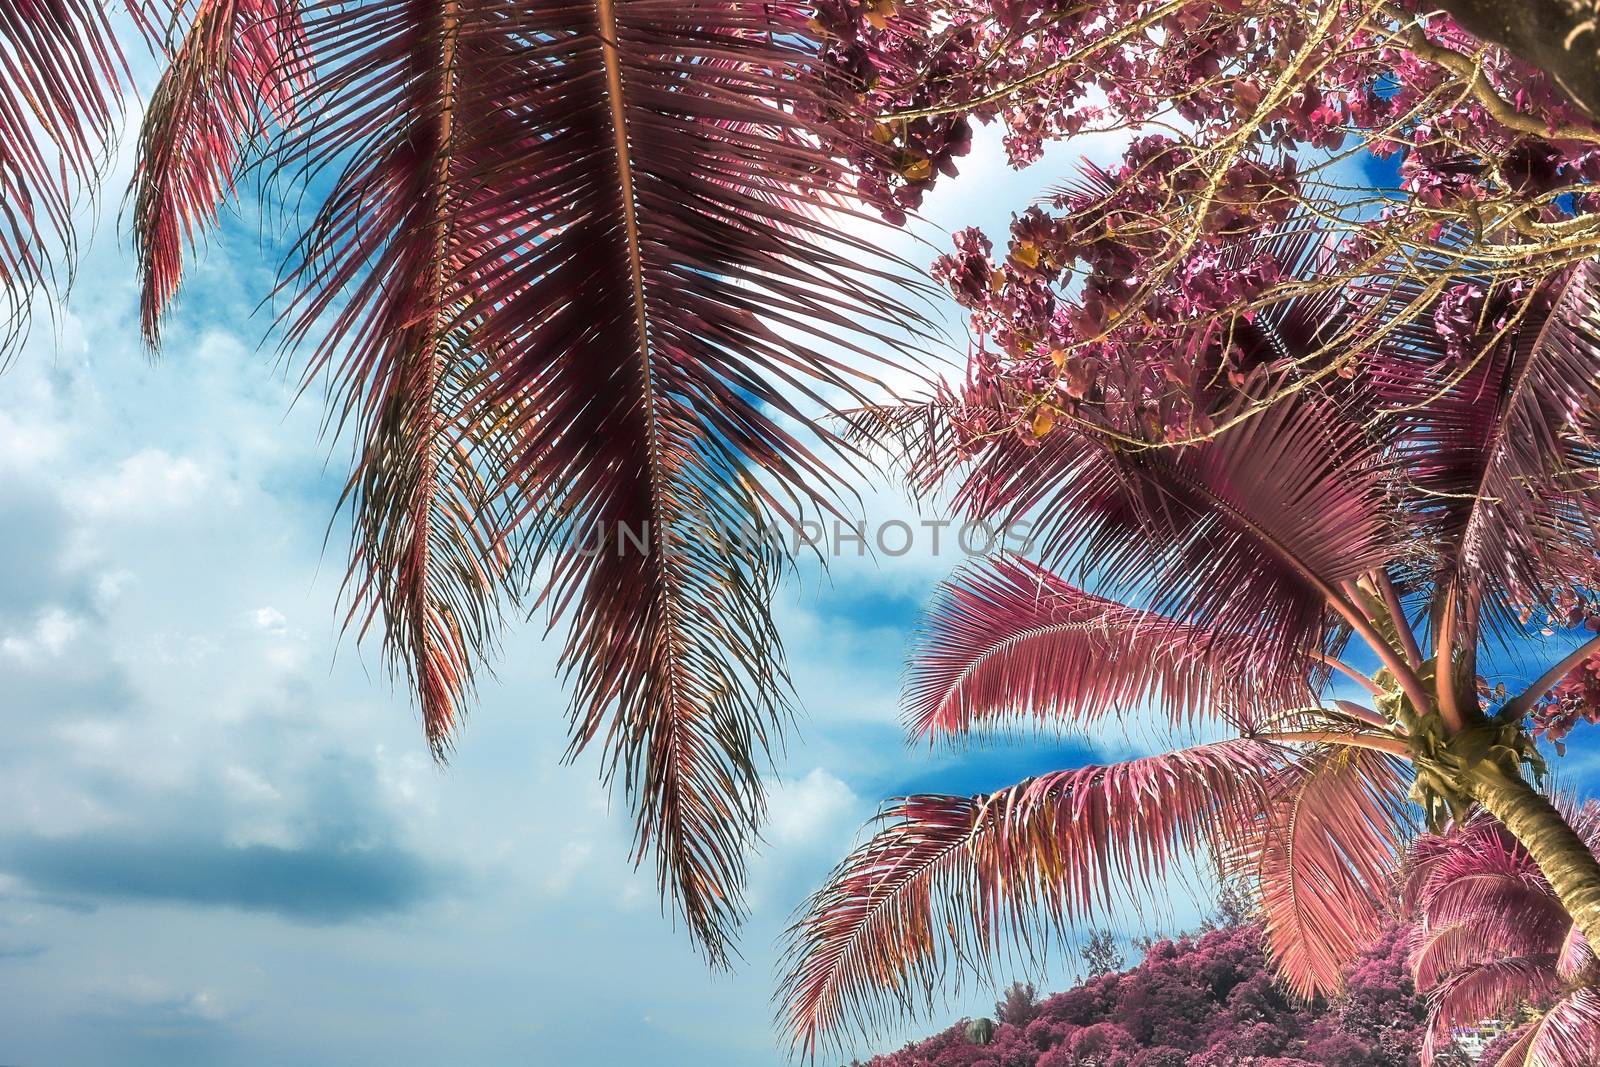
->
(857, 919), (1444, 1067)
(814, 0), (1600, 475)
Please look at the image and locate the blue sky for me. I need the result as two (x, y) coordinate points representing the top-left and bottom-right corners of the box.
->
(6, 49), (1600, 1067)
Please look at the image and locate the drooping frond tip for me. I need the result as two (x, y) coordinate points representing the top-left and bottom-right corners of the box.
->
(255, 0), (928, 964)
(0, 0), (139, 358)
(132, 0), (306, 348)
(1233, 746), (1414, 1002)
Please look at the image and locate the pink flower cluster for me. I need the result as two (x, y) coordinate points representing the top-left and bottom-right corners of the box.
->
(1532, 650), (1600, 754)
(813, 0), (1600, 445)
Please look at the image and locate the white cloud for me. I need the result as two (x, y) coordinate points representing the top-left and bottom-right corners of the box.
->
(0, 409), (66, 471)
(87, 974), (232, 1024)
(2, 606), (82, 660)
(66, 448), (213, 520)
(251, 606), (287, 633)
(765, 768), (859, 849)
(540, 840), (596, 896)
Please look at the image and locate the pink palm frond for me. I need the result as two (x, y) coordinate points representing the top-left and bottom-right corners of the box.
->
(950, 390), (1398, 683)
(132, 0), (306, 346)
(1236, 745), (1415, 999)
(905, 555), (1316, 741)
(0, 0), (137, 354)
(1421, 958), (1563, 1065)
(1517, 988), (1600, 1066)
(258, 0), (922, 962)
(1406, 803), (1600, 1065)
(339, 331), (519, 759)
(1372, 262), (1600, 624)
(777, 739), (1287, 1056)
(1557, 923), (1598, 984)
(1413, 913), (1567, 992)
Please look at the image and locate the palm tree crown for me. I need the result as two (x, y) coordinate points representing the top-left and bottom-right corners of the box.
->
(780, 247), (1600, 1055)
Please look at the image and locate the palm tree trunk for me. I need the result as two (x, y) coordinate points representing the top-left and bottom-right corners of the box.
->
(1468, 761), (1600, 951)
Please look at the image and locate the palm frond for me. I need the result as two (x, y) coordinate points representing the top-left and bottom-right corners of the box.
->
(953, 391), (1398, 680)
(905, 555), (1315, 741)
(1403, 811), (1528, 908)
(1374, 263), (1600, 623)
(0, 0), (136, 353)
(340, 332), (520, 755)
(777, 740), (1284, 1056)
(271, 0), (923, 963)
(1418, 855), (1563, 937)
(1412, 912), (1567, 991)
(1404, 805), (1600, 1066)
(132, 0), (305, 346)
(837, 390), (969, 496)
(1421, 957), (1563, 1065)
(1519, 988), (1600, 1067)
(1556, 922), (1597, 984)
(1485, 1021), (1539, 1067)
(1238, 745), (1415, 1000)
(272, 1), (529, 765)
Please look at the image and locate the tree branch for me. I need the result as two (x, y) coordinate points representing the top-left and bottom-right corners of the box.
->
(1373, 570), (1424, 668)
(1429, 0), (1600, 123)
(1259, 728), (1412, 758)
(1332, 699), (1391, 729)
(1311, 651), (1386, 697)
(1504, 632), (1600, 719)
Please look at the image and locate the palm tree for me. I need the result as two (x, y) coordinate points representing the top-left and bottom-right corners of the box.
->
(2, 2), (925, 962)
(1407, 805), (1600, 1066)
(778, 254), (1600, 1054)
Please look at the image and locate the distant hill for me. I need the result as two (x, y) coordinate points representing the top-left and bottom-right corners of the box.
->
(852, 922), (1465, 1067)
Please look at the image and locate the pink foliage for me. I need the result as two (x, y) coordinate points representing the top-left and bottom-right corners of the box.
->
(1532, 651), (1600, 752)
(812, 0), (1600, 459)
(815, 0), (1597, 221)
(857, 923), (1432, 1067)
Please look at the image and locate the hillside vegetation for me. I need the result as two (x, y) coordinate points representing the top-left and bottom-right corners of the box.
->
(854, 922), (1464, 1067)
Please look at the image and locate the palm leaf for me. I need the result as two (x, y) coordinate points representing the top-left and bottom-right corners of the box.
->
(267, 1), (535, 767)
(1412, 913), (1568, 992)
(0, 0), (137, 353)
(838, 393), (966, 496)
(1408, 806), (1593, 1049)
(266, 0), (922, 963)
(132, 0), (305, 345)
(1421, 957), (1563, 1065)
(1374, 263), (1600, 624)
(1556, 923), (1597, 985)
(1404, 805), (1600, 1066)
(905, 555), (1316, 741)
(777, 739), (1285, 1056)
(340, 331), (521, 755)
(1406, 815), (1558, 930)
(1237, 745), (1415, 999)
(1486, 1021), (1540, 1067)
(1518, 988), (1600, 1067)
(948, 390), (1397, 681)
